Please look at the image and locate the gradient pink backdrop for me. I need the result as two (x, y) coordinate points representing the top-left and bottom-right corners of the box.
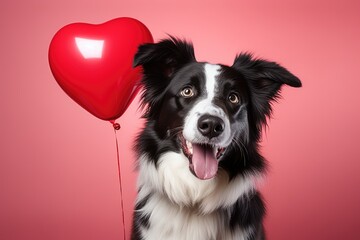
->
(1, 0), (360, 239)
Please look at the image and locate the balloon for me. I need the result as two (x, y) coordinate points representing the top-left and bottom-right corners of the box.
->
(49, 17), (153, 121)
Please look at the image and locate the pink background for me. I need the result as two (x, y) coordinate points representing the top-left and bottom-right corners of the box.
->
(1, 0), (360, 239)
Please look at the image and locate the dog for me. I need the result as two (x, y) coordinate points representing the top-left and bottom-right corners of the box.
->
(131, 37), (301, 240)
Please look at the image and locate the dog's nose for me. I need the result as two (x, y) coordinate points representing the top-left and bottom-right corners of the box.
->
(197, 115), (225, 139)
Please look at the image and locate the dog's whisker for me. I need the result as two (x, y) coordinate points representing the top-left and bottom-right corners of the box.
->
(232, 138), (248, 167)
(166, 126), (184, 138)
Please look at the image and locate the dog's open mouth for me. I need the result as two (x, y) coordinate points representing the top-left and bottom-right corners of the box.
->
(179, 134), (225, 180)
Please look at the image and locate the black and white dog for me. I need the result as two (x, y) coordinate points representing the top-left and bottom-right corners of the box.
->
(131, 37), (301, 240)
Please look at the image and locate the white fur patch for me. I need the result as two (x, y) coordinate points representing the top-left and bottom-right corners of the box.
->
(136, 152), (260, 239)
(182, 64), (232, 147)
(204, 63), (219, 100)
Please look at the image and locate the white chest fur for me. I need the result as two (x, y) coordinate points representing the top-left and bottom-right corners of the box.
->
(135, 152), (259, 240)
(139, 193), (229, 240)
(139, 196), (252, 240)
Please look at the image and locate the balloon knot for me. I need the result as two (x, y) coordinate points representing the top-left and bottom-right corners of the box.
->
(112, 122), (121, 130)
(111, 122), (121, 130)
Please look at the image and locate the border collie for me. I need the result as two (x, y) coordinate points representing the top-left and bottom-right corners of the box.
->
(131, 37), (301, 240)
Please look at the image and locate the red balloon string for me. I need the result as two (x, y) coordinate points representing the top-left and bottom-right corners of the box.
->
(112, 123), (127, 240)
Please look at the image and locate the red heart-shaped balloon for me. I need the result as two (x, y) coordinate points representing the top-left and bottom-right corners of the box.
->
(49, 17), (153, 120)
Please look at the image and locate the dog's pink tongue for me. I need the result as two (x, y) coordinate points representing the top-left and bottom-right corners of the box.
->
(192, 144), (218, 180)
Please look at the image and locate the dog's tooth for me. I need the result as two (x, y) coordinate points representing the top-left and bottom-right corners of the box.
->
(213, 147), (218, 156)
(186, 141), (193, 154)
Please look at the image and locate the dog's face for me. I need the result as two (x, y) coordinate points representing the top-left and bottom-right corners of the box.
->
(154, 62), (250, 179)
(134, 37), (301, 180)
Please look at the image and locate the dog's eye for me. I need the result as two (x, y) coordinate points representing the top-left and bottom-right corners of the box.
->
(228, 93), (240, 104)
(180, 86), (195, 98)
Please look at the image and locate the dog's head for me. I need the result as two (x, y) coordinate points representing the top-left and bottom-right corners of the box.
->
(134, 37), (301, 180)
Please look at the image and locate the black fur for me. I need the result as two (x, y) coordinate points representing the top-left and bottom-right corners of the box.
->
(131, 37), (301, 240)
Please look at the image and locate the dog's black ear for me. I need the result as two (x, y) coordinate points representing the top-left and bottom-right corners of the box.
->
(133, 36), (196, 75)
(232, 53), (301, 126)
(133, 37), (196, 117)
